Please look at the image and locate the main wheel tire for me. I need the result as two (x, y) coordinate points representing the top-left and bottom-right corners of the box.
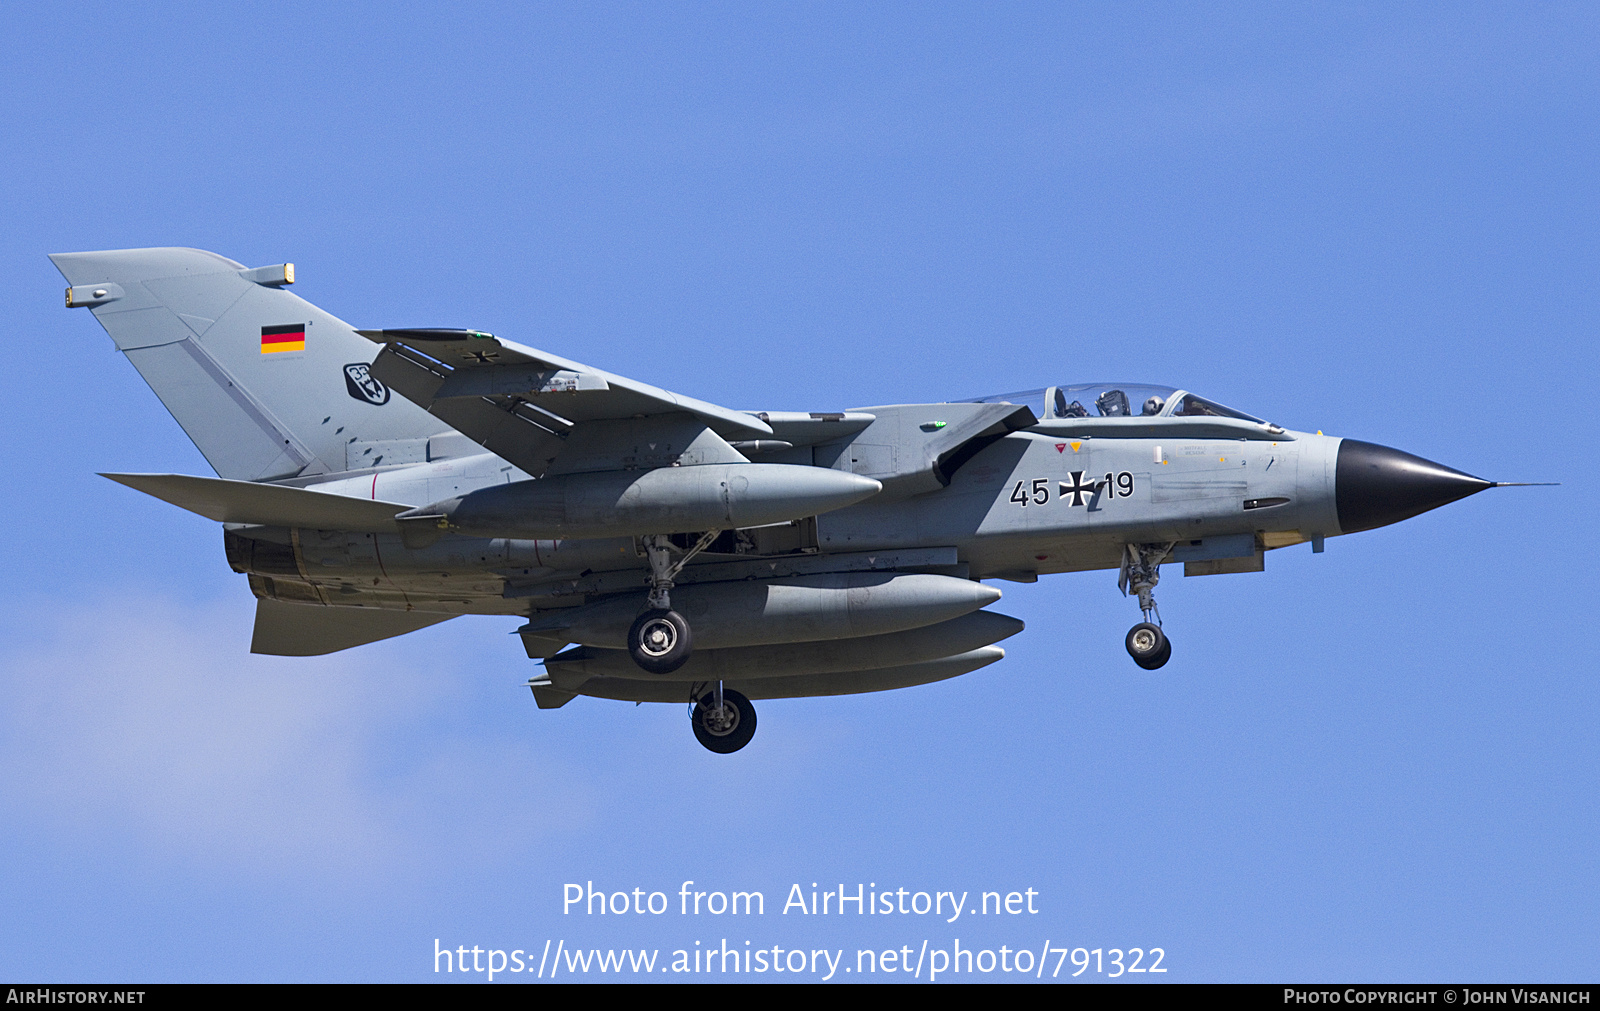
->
(629, 609), (692, 674)
(691, 688), (757, 754)
(1126, 622), (1168, 669)
(1144, 636), (1172, 669)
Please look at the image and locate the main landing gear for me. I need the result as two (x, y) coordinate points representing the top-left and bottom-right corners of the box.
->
(690, 685), (757, 753)
(628, 530), (721, 674)
(1120, 542), (1175, 670)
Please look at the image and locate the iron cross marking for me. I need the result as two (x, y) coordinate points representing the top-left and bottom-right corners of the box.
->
(1060, 470), (1098, 506)
(463, 350), (500, 364)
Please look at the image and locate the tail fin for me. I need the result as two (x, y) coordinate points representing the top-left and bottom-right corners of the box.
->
(52, 247), (450, 481)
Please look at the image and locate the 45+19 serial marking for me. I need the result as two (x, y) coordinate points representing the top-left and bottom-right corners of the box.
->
(1010, 471), (1135, 508)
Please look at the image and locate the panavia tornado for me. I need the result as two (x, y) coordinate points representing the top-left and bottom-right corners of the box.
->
(53, 247), (1545, 753)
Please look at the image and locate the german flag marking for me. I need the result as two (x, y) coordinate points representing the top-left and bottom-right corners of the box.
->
(261, 323), (306, 354)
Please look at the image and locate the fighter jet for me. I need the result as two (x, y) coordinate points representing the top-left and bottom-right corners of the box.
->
(53, 247), (1544, 753)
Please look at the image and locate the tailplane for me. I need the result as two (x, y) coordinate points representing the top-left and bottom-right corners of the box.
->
(52, 247), (452, 481)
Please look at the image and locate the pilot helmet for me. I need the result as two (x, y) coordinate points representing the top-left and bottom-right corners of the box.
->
(1142, 396), (1166, 416)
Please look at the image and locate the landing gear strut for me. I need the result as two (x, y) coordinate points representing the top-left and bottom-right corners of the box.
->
(628, 531), (721, 674)
(690, 685), (757, 753)
(1120, 542), (1175, 670)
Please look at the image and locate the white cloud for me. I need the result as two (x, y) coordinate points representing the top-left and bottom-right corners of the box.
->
(0, 594), (593, 885)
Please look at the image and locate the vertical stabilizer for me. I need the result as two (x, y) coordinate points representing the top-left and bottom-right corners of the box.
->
(52, 247), (452, 481)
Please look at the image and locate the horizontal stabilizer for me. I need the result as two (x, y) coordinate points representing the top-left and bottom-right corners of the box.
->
(102, 472), (413, 531)
(251, 599), (455, 655)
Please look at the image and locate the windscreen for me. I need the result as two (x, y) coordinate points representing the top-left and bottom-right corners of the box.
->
(961, 383), (1264, 423)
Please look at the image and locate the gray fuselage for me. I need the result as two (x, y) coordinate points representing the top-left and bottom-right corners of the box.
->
(229, 409), (1339, 619)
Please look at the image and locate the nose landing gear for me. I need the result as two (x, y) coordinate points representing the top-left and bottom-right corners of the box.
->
(1125, 622), (1171, 669)
(1120, 542), (1175, 670)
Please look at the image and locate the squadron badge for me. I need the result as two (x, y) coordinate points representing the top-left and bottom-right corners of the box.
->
(343, 362), (390, 405)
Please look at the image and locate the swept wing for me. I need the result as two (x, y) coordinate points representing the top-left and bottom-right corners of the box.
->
(356, 328), (771, 476)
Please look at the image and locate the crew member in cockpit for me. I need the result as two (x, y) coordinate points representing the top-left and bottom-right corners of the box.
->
(1095, 389), (1131, 416)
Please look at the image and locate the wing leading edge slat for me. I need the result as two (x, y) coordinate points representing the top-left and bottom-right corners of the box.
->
(355, 331), (772, 468)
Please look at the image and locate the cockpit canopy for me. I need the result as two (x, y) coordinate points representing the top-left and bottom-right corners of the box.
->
(964, 383), (1266, 424)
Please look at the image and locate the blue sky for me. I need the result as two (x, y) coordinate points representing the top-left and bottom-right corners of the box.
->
(0, 2), (1595, 982)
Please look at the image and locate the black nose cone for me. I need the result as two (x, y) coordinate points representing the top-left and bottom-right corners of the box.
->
(1336, 439), (1493, 534)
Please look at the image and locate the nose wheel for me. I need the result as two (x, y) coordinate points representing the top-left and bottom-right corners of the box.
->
(1120, 542), (1175, 670)
(1125, 622), (1172, 669)
(691, 686), (757, 753)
